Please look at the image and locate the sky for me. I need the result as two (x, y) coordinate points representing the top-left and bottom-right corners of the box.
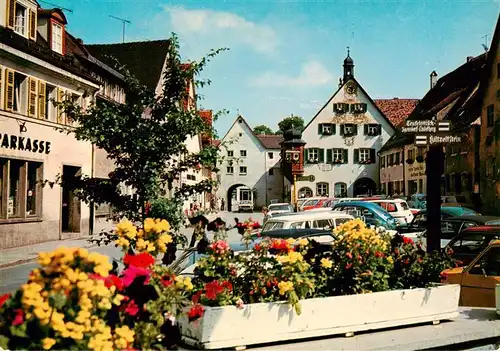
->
(49, 0), (499, 137)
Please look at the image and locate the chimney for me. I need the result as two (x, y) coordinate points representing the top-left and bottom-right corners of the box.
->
(430, 70), (438, 90)
(466, 56), (474, 62)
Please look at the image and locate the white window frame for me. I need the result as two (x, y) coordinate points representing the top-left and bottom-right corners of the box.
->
(322, 124), (332, 135)
(13, 72), (28, 115)
(226, 166), (234, 174)
(359, 149), (371, 163)
(240, 150), (247, 157)
(332, 149), (343, 162)
(239, 166), (247, 175)
(227, 150), (234, 157)
(51, 22), (63, 54)
(308, 149), (319, 162)
(344, 124), (354, 135)
(334, 182), (347, 197)
(367, 124), (378, 135)
(14, 2), (27, 36)
(316, 182), (329, 197)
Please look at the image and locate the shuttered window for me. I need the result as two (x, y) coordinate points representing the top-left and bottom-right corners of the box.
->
(4, 69), (14, 112)
(56, 88), (65, 124)
(28, 77), (37, 117)
(6, 0), (16, 29)
(38, 81), (46, 119)
(28, 9), (36, 40)
(0, 65), (2, 109)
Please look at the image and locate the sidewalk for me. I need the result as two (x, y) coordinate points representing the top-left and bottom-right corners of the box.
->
(0, 237), (96, 269)
(0, 212), (224, 269)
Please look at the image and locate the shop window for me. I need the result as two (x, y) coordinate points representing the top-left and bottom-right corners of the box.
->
(1, 159), (43, 220)
(13, 72), (27, 115)
(45, 84), (57, 121)
(26, 162), (41, 216)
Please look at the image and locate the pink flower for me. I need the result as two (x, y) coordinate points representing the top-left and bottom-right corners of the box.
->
(209, 240), (230, 254)
(125, 300), (139, 316)
(236, 298), (244, 309)
(121, 266), (151, 287)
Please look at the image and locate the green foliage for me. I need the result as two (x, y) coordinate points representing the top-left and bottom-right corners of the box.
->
(53, 33), (227, 222)
(277, 115), (305, 133)
(253, 125), (274, 135)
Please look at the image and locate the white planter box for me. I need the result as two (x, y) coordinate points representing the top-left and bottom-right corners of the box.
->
(179, 284), (460, 350)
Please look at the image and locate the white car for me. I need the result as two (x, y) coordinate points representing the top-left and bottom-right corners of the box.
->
(368, 199), (414, 225)
(267, 203), (294, 217)
(262, 211), (354, 233)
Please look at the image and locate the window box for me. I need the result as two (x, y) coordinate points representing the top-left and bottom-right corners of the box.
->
(178, 284), (460, 350)
(416, 155), (425, 163)
(333, 103), (349, 114)
(406, 158), (415, 165)
(340, 124), (357, 137)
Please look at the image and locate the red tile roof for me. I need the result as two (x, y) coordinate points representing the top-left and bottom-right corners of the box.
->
(199, 110), (213, 126)
(255, 135), (283, 149)
(374, 98), (419, 127)
(212, 140), (221, 147)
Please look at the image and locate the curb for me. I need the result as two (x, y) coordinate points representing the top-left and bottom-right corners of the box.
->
(0, 241), (98, 269)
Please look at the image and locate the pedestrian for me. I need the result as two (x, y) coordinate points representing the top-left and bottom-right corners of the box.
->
(262, 207), (269, 224)
(221, 198), (225, 211)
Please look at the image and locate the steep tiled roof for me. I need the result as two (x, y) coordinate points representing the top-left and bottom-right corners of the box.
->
(199, 110), (213, 126)
(374, 98), (419, 127)
(87, 40), (170, 90)
(212, 140), (221, 147)
(380, 53), (487, 152)
(255, 135), (284, 149)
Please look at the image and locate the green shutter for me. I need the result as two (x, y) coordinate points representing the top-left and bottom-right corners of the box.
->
(364, 124), (369, 135)
(318, 124), (323, 135)
(377, 125), (382, 135)
(332, 124), (337, 135)
(304, 148), (309, 163)
(326, 149), (333, 163)
(318, 148), (325, 163)
(340, 124), (345, 136)
(353, 124), (358, 135)
(343, 149), (348, 164)
(370, 149), (376, 163)
(354, 149), (359, 164)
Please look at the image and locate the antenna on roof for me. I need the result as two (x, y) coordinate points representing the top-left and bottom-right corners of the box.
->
(38, 0), (73, 12)
(109, 15), (131, 43)
(481, 33), (490, 52)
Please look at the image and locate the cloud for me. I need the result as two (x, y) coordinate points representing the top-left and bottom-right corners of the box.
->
(161, 6), (278, 53)
(250, 61), (333, 87)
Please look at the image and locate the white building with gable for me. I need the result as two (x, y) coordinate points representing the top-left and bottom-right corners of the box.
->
(215, 115), (284, 210)
(300, 51), (396, 198)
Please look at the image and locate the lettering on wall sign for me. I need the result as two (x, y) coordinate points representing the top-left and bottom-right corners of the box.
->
(0, 133), (51, 154)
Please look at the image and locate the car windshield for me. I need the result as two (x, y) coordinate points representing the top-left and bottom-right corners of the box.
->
(448, 233), (496, 256)
(262, 221), (284, 232)
(459, 208), (479, 216)
(486, 220), (500, 225)
(417, 196), (426, 201)
(269, 205), (291, 211)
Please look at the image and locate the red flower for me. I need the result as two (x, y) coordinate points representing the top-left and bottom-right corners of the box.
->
(404, 259), (410, 265)
(270, 239), (290, 252)
(125, 300), (139, 316)
(375, 251), (384, 258)
(209, 240), (230, 254)
(12, 309), (24, 326)
(346, 252), (353, 259)
(187, 304), (204, 321)
(123, 253), (155, 268)
(221, 281), (233, 292)
(345, 263), (353, 269)
(205, 281), (227, 300)
(254, 244), (262, 251)
(88, 273), (105, 281)
(261, 288), (267, 295)
(192, 291), (203, 304)
(121, 266), (151, 287)
(0, 293), (10, 309)
(403, 236), (414, 245)
(105, 274), (124, 290)
(266, 281), (272, 288)
(161, 274), (175, 287)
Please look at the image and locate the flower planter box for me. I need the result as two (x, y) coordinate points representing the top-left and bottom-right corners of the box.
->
(179, 284), (460, 350)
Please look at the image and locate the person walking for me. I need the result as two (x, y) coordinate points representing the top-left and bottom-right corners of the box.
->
(221, 198), (225, 211)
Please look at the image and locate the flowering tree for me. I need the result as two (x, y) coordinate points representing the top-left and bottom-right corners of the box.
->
(54, 34), (226, 223)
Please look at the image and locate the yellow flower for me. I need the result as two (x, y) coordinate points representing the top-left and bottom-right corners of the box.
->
(387, 256), (394, 264)
(38, 252), (52, 266)
(112, 294), (125, 306)
(286, 238), (296, 245)
(144, 218), (156, 233)
(320, 258), (333, 269)
(288, 251), (303, 264)
(146, 243), (156, 252)
(42, 338), (56, 350)
(158, 233), (173, 245)
(179, 276), (193, 291)
(298, 238), (309, 246)
(115, 325), (135, 342)
(278, 281), (294, 295)
(115, 237), (130, 248)
(136, 238), (147, 251)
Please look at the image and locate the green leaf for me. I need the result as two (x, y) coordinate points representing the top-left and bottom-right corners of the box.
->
(0, 335), (10, 349)
(9, 323), (27, 338)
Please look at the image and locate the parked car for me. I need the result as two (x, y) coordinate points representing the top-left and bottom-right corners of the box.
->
(261, 211), (354, 233)
(441, 195), (474, 210)
(237, 200), (254, 212)
(368, 199), (414, 225)
(444, 225), (500, 266)
(332, 201), (399, 232)
(264, 203), (294, 223)
(408, 193), (427, 210)
(308, 198), (340, 212)
(441, 237), (500, 308)
(302, 197), (330, 211)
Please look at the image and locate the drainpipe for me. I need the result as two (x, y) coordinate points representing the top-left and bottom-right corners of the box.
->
(402, 147), (406, 197)
(89, 145), (95, 236)
(265, 152), (269, 206)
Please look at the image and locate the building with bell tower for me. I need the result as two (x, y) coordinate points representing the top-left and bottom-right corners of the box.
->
(300, 50), (412, 198)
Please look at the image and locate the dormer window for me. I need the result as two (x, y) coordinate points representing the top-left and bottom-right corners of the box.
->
(51, 22), (63, 54)
(14, 3), (27, 36)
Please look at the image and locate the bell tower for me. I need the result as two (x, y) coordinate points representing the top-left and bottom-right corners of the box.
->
(343, 47), (355, 82)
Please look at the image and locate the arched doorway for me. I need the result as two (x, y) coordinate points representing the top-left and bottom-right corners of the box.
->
(227, 184), (252, 212)
(353, 177), (377, 197)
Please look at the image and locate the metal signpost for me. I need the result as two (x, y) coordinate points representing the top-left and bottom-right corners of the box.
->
(401, 120), (461, 253)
